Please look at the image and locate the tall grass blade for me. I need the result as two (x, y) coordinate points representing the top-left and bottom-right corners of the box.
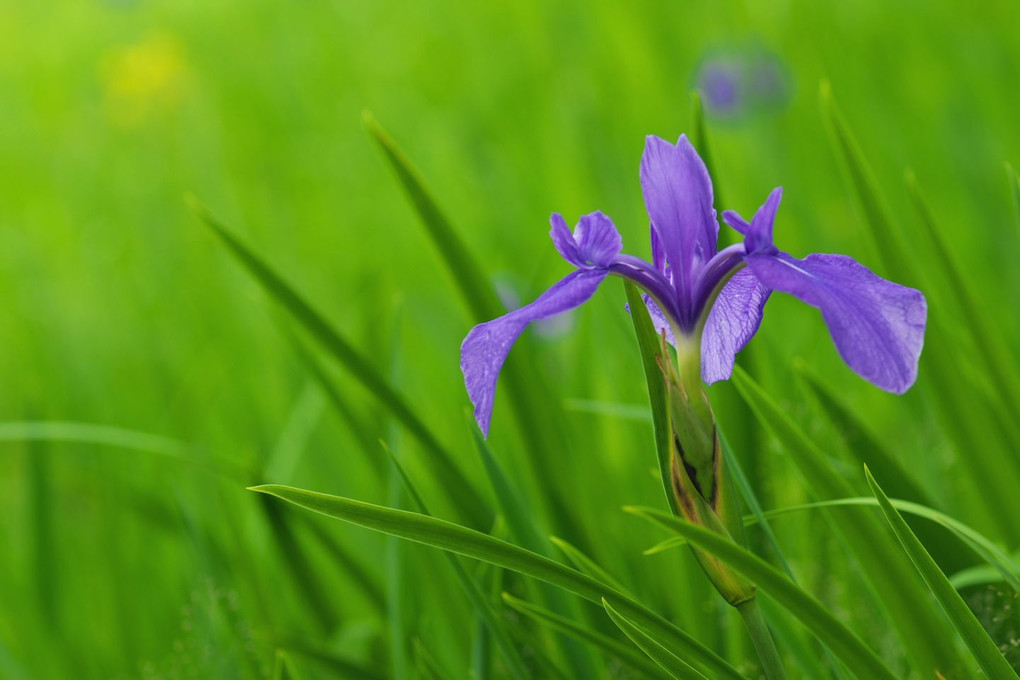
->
(363, 112), (503, 321)
(601, 598), (708, 680)
(273, 650), (300, 680)
(385, 446), (531, 680)
(1009, 163), (1020, 238)
(471, 431), (604, 679)
(732, 367), (965, 675)
(549, 536), (633, 597)
(865, 467), (1020, 680)
(905, 173), (1020, 432)
(190, 199), (490, 525)
(626, 506), (899, 680)
(250, 484), (745, 680)
(362, 115), (581, 542)
(819, 82), (914, 282)
(503, 593), (671, 680)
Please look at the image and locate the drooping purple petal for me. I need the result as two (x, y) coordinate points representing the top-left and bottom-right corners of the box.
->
(722, 187), (782, 255)
(701, 268), (771, 383)
(640, 135), (718, 319)
(550, 211), (622, 269)
(745, 252), (926, 393)
(461, 269), (609, 435)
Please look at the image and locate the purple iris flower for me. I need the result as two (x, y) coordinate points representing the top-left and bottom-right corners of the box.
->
(461, 135), (927, 436)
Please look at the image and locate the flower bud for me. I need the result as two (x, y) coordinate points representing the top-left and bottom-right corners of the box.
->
(660, 340), (755, 606)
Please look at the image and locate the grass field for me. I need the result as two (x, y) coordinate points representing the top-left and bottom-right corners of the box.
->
(2, 1), (1020, 678)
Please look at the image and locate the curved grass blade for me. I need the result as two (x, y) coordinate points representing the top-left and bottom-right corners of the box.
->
(865, 467), (1020, 680)
(189, 199), (490, 526)
(385, 446), (530, 680)
(649, 497), (1020, 594)
(503, 593), (671, 680)
(626, 506), (898, 680)
(549, 536), (633, 598)
(249, 484), (745, 680)
(732, 367), (965, 675)
(471, 430), (604, 679)
(602, 598), (708, 680)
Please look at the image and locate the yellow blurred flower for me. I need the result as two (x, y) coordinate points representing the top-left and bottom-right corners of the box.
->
(100, 33), (190, 127)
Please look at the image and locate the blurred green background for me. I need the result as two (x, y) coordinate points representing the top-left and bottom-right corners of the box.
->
(2, 0), (1019, 677)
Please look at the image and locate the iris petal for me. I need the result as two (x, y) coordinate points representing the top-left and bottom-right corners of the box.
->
(461, 269), (609, 435)
(701, 268), (771, 383)
(550, 211), (622, 269)
(746, 252), (927, 393)
(640, 135), (718, 317)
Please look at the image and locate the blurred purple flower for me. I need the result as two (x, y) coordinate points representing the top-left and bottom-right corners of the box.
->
(695, 48), (791, 117)
(461, 135), (926, 435)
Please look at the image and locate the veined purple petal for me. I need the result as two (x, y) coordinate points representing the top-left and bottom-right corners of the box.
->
(640, 135), (718, 320)
(746, 252), (926, 393)
(461, 269), (609, 435)
(701, 268), (771, 383)
(550, 211), (622, 269)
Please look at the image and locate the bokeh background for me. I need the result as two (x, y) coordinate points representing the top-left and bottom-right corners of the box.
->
(2, 0), (1019, 677)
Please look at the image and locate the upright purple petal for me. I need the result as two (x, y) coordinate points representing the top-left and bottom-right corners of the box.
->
(640, 135), (718, 314)
(550, 211), (622, 269)
(701, 268), (771, 383)
(746, 252), (927, 393)
(461, 269), (609, 435)
(722, 187), (782, 255)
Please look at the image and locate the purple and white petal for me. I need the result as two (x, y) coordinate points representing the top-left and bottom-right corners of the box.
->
(461, 269), (609, 435)
(640, 135), (718, 306)
(746, 252), (926, 393)
(701, 269), (771, 383)
(549, 211), (622, 269)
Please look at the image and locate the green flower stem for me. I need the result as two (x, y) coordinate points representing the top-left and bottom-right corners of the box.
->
(736, 597), (788, 680)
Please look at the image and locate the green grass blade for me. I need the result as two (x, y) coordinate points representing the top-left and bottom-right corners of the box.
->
(269, 636), (386, 680)
(601, 598), (708, 680)
(550, 536), (634, 598)
(819, 81), (915, 283)
(624, 281), (676, 516)
(718, 429), (794, 579)
(362, 116), (581, 542)
(503, 593), (672, 680)
(732, 367), (965, 675)
(472, 430), (605, 679)
(1009, 163), (1020, 238)
(385, 447), (531, 680)
(249, 484), (745, 680)
(189, 199), (490, 526)
(905, 173), (1020, 422)
(364, 112), (504, 322)
(865, 467), (1020, 680)
(649, 497), (1020, 594)
(273, 650), (300, 680)
(626, 507), (898, 680)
